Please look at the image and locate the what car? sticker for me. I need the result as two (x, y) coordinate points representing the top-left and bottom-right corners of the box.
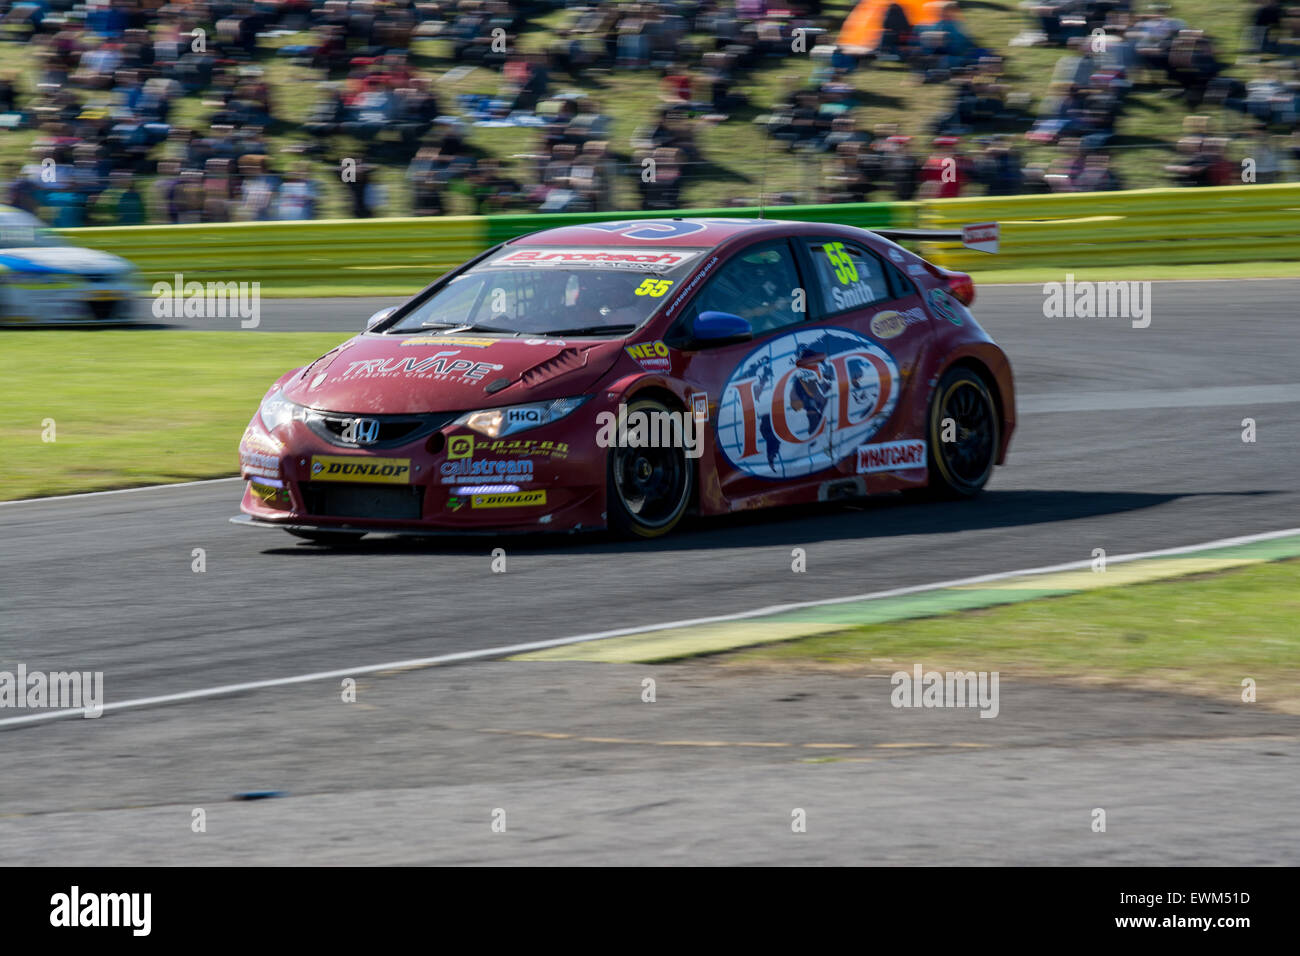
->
(856, 439), (927, 474)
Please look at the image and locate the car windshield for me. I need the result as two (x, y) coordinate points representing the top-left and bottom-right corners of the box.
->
(0, 211), (63, 249)
(387, 245), (706, 336)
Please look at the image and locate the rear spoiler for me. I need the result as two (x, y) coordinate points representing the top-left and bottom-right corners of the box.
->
(874, 222), (999, 254)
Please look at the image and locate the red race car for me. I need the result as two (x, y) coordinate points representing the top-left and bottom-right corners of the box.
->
(232, 217), (1014, 541)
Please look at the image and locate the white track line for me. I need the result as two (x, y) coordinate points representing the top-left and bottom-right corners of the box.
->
(0, 476), (240, 506)
(1021, 383), (1300, 413)
(3, 526), (1297, 730)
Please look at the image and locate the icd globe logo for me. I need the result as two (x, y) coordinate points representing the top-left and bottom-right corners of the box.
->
(717, 327), (899, 479)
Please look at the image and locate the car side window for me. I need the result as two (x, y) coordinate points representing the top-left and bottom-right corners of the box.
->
(884, 261), (918, 299)
(803, 239), (892, 315)
(693, 240), (805, 336)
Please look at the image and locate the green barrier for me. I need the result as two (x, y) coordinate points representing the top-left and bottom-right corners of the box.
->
(52, 185), (1298, 294)
(54, 203), (914, 294)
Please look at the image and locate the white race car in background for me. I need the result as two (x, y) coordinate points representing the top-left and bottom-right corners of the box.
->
(0, 205), (140, 327)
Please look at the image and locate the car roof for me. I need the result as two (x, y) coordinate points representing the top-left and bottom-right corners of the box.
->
(0, 205), (45, 228)
(510, 217), (838, 250)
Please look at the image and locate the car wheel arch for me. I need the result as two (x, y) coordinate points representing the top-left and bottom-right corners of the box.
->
(941, 356), (1002, 425)
(612, 385), (702, 516)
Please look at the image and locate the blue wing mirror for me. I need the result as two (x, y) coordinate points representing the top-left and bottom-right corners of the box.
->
(692, 310), (752, 346)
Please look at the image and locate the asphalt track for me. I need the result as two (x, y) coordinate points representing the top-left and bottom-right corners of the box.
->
(2, 279), (1298, 864)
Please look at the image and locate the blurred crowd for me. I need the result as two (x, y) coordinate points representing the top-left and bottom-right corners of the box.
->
(793, 0), (1300, 201)
(0, 0), (1297, 227)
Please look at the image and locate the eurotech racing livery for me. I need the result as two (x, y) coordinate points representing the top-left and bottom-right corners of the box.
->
(233, 217), (1015, 541)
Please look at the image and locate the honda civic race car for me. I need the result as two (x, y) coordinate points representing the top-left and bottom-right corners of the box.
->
(0, 206), (139, 327)
(233, 217), (1014, 541)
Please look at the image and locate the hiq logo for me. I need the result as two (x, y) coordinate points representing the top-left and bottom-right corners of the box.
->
(716, 327), (898, 479)
(506, 408), (542, 425)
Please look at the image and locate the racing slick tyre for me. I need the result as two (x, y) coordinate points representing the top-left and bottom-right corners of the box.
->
(925, 366), (999, 499)
(286, 529), (366, 545)
(606, 397), (694, 539)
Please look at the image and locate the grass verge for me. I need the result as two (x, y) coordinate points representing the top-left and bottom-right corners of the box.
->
(728, 558), (1300, 712)
(0, 331), (344, 500)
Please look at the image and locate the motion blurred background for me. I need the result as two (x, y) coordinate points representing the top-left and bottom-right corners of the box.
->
(1, 0), (1297, 226)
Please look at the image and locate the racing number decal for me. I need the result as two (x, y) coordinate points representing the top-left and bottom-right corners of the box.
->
(824, 242), (859, 285)
(634, 278), (674, 297)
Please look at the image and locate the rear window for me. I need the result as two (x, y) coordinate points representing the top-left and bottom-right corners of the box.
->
(389, 246), (705, 336)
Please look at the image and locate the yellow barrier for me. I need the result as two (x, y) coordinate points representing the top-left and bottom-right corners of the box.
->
(53, 184), (1300, 292)
(56, 202), (912, 293)
(917, 183), (1300, 271)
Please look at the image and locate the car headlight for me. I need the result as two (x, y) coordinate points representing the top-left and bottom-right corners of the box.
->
(453, 396), (590, 439)
(258, 388), (309, 433)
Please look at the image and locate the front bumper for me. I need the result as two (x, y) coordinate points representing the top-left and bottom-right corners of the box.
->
(236, 409), (609, 535)
(0, 278), (138, 326)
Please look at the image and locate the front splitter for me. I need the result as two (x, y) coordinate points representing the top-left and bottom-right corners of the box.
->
(229, 514), (600, 537)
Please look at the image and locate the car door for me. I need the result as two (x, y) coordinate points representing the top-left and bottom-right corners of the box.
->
(793, 234), (935, 483)
(667, 238), (817, 507)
